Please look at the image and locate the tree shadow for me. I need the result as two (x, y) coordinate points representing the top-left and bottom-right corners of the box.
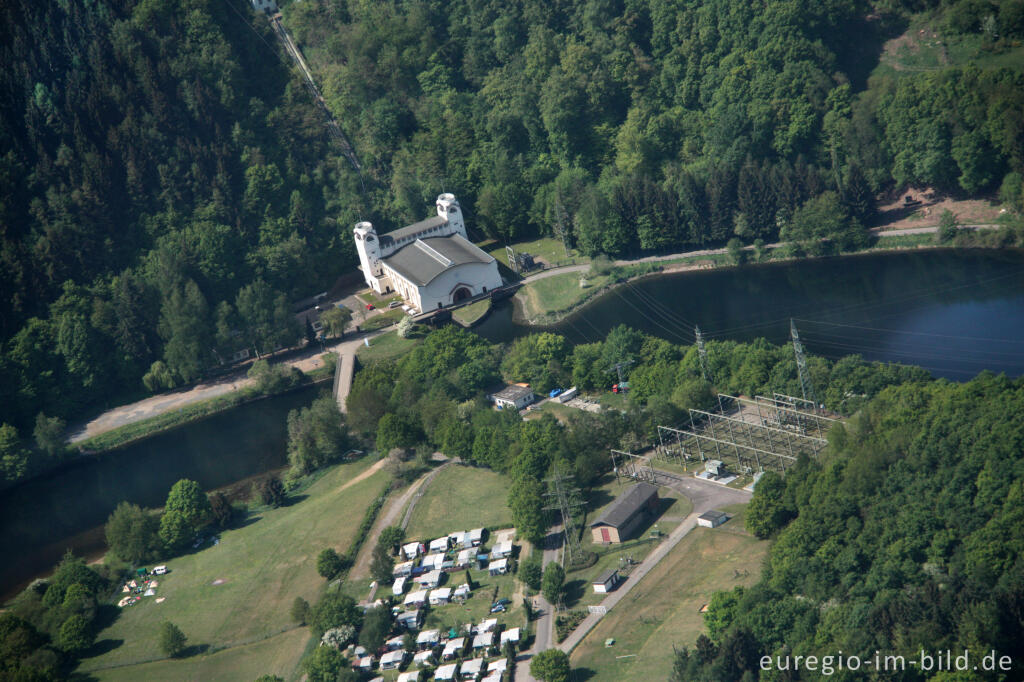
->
(282, 493), (308, 507)
(178, 643), (211, 658)
(563, 579), (586, 608)
(834, 13), (909, 92)
(92, 603), (121, 631)
(585, 488), (615, 514)
(571, 666), (597, 682)
(82, 638), (123, 659)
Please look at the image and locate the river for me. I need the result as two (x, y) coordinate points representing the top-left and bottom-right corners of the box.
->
(4, 248), (1024, 598)
(475, 249), (1024, 380)
(0, 384), (323, 599)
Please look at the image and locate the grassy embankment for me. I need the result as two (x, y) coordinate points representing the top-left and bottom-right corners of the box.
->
(452, 298), (492, 327)
(75, 367), (334, 454)
(78, 458), (388, 681)
(356, 329), (423, 363)
(570, 505), (768, 682)
(403, 466), (514, 541)
(485, 236), (588, 271)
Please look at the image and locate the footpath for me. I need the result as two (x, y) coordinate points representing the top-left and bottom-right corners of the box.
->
(68, 329), (386, 444)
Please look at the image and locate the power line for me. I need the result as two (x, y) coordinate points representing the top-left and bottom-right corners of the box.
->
(703, 268), (1024, 338)
(798, 328), (1024, 361)
(794, 318), (1021, 345)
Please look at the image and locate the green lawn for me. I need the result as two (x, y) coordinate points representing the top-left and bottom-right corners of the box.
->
(564, 480), (691, 609)
(356, 289), (403, 307)
(91, 626), (310, 682)
(361, 308), (406, 331)
(515, 272), (611, 321)
(404, 466), (514, 541)
(485, 236), (585, 269)
(569, 507), (767, 682)
(452, 298), (491, 326)
(79, 459), (388, 677)
(356, 330), (422, 363)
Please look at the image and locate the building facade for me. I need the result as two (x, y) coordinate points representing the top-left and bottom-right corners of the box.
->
(353, 194), (503, 312)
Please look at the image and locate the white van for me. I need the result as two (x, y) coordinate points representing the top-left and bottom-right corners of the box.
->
(153, 565), (168, 575)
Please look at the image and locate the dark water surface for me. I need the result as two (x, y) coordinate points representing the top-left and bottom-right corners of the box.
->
(0, 384), (322, 597)
(475, 249), (1024, 380)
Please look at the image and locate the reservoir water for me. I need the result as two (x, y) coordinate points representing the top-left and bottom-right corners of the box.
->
(3, 248), (1024, 598)
(475, 249), (1024, 380)
(0, 384), (323, 598)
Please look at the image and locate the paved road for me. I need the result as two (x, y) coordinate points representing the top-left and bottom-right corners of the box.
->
(520, 223), (998, 286)
(514, 524), (563, 682)
(514, 474), (750, 679)
(68, 329), (387, 443)
(557, 473), (750, 654)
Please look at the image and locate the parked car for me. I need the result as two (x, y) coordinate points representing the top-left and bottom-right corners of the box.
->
(490, 603), (507, 613)
(365, 303), (375, 310)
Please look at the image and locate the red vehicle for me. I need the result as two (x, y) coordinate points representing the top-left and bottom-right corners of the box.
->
(365, 303), (375, 310)
(612, 382), (630, 394)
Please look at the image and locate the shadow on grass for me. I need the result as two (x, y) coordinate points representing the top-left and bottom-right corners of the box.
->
(563, 579), (587, 608)
(178, 643), (211, 658)
(586, 487), (616, 514)
(571, 666), (596, 682)
(83, 638), (123, 658)
(282, 493), (309, 507)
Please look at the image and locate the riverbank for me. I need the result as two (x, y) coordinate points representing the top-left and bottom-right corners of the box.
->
(511, 225), (1012, 325)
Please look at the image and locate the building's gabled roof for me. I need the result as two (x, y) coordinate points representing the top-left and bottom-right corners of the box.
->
(382, 233), (494, 286)
(380, 215), (448, 247)
(594, 568), (619, 584)
(590, 482), (659, 528)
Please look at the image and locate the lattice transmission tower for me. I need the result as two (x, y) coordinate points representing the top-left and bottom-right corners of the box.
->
(790, 319), (818, 411)
(695, 325), (713, 383)
(543, 468), (585, 567)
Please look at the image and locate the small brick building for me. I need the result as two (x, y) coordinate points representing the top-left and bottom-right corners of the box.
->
(590, 482), (660, 544)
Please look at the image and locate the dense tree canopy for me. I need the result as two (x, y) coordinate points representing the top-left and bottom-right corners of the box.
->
(0, 0), (355, 449)
(678, 372), (1024, 679)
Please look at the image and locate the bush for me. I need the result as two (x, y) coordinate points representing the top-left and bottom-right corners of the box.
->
(290, 597), (310, 625)
(517, 554), (542, 591)
(530, 649), (570, 682)
(158, 621), (187, 657)
(105, 502), (161, 564)
(541, 563), (565, 605)
(253, 474), (287, 507)
(248, 359), (303, 394)
(937, 209), (959, 244)
(208, 492), (234, 528)
(316, 548), (345, 581)
(310, 592), (362, 637)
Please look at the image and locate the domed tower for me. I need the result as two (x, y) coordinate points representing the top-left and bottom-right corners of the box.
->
(436, 193), (466, 239)
(353, 221), (384, 290)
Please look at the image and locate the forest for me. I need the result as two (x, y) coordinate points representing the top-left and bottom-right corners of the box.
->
(675, 372), (1024, 681)
(2, 0), (1023, 482)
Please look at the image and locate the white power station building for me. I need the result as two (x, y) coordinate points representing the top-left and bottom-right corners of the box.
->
(353, 194), (503, 312)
